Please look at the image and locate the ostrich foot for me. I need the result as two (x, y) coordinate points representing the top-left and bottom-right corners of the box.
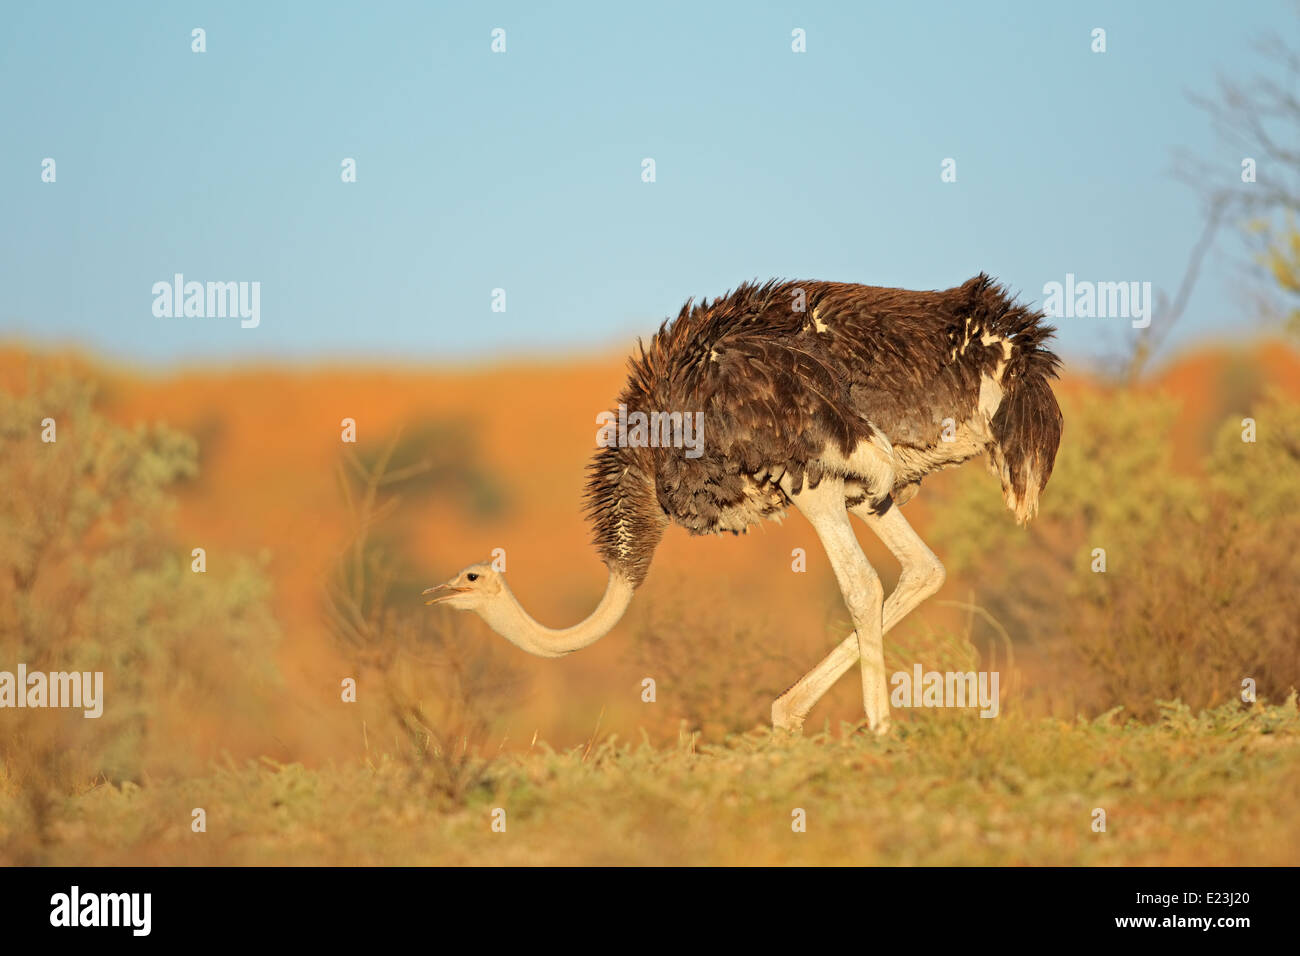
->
(771, 697), (805, 734)
(855, 714), (892, 738)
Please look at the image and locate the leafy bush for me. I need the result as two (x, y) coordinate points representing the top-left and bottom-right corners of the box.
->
(0, 367), (281, 861)
(930, 386), (1300, 719)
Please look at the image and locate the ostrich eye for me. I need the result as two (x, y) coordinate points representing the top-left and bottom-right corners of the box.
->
(467, 573), (479, 582)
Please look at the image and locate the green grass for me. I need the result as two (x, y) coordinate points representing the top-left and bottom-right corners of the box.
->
(5, 697), (1298, 866)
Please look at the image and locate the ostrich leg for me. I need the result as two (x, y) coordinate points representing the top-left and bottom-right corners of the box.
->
(772, 498), (945, 733)
(789, 480), (891, 734)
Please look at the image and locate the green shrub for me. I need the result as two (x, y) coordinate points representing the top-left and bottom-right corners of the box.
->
(0, 367), (281, 861)
(930, 386), (1300, 719)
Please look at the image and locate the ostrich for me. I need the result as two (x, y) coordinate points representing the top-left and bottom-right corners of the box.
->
(424, 275), (1063, 734)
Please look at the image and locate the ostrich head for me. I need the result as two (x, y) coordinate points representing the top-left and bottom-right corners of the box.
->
(422, 562), (501, 611)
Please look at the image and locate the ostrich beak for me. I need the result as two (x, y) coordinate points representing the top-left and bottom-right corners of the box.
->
(422, 584), (469, 606)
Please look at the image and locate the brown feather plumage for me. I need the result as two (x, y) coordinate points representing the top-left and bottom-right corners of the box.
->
(584, 275), (1063, 587)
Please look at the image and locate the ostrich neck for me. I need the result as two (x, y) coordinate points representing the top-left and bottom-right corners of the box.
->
(477, 570), (635, 658)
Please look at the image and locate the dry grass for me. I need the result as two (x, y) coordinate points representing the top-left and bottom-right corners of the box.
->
(5, 696), (1296, 866)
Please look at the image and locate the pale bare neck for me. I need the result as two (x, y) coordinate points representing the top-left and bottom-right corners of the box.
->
(477, 571), (635, 658)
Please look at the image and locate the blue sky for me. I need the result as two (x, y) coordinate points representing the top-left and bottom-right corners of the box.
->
(0, 1), (1289, 370)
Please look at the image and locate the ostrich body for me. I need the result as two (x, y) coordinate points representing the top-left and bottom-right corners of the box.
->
(425, 274), (1063, 734)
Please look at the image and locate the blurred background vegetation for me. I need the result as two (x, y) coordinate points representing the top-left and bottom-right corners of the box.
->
(929, 386), (1300, 722)
(0, 367), (282, 861)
